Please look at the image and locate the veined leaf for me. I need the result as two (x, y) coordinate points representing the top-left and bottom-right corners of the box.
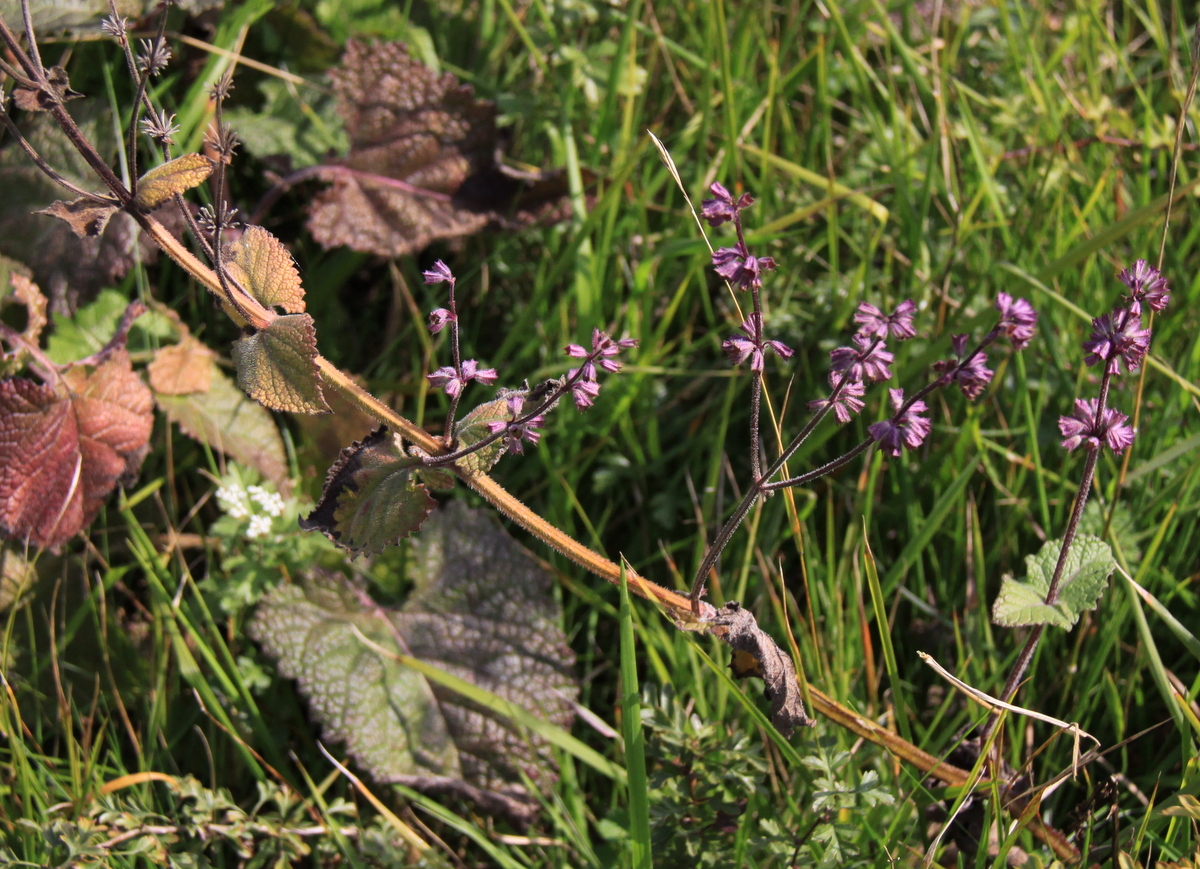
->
(301, 427), (435, 554)
(453, 397), (510, 475)
(252, 503), (578, 822)
(992, 534), (1115, 629)
(133, 153), (213, 210)
(231, 313), (329, 414)
(225, 226), (305, 313)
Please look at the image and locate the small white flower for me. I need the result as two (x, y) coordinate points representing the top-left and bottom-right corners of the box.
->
(246, 514), (273, 540)
(248, 486), (286, 517)
(217, 485), (250, 519)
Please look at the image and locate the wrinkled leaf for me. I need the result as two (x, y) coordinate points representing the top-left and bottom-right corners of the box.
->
(992, 535), (1115, 629)
(252, 503), (577, 818)
(307, 40), (570, 258)
(155, 366), (288, 488)
(223, 77), (347, 169)
(0, 348), (152, 551)
(36, 196), (119, 238)
(300, 427), (435, 554)
(231, 313), (329, 414)
(225, 226), (305, 313)
(452, 397), (510, 475)
(133, 153), (213, 211)
(147, 335), (217, 395)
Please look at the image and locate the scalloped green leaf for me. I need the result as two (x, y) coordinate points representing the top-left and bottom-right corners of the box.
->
(231, 313), (329, 414)
(251, 504), (578, 815)
(992, 534), (1115, 629)
(300, 427), (435, 555)
(452, 398), (510, 475)
(133, 153), (213, 210)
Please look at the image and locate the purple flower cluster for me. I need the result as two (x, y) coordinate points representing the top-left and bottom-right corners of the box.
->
(1056, 260), (1169, 453)
(702, 183), (776, 292)
(566, 328), (637, 410)
(723, 313), (793, 372)
(808, 299), (920, 446)
(486, 394), (545, 454)
(427, 358), (498, 398)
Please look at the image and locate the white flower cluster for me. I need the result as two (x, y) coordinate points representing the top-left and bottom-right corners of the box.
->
(216, 483), (286, 540)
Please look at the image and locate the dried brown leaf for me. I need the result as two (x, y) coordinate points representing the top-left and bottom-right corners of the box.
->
(0, 348), (152, 552)
(710, 602), (814, 736)
(36, 197), (119, 238)
(133, 153), (213, 211)
(307, 40), (570, 258)
(12, 66), (80, 112)
(7, 273), (48, 345)
(147, 335), (217, 395)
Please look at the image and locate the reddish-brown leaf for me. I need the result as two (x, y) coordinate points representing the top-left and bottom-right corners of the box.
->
(0, 350), (152, 552)
(36, 197), (120, 239)
(307, 41), (570, 258)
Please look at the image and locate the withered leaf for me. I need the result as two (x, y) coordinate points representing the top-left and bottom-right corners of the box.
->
(307, 40), (570, 258)
(225, 226), (305, 314)
(711, 602), (814, 736)
(230, 313), (329, 414)
(300, 427), (436, 555)
(155, 366), (288, 488)
(12, 66), (80, 112)
(6, 273), (48, 346)
(36, 196), (119, 238)
(251, 502), (577, 824)
(147, 335), (217, 395)
(133, 153), (213, 211)
(0, 348), (152, 552)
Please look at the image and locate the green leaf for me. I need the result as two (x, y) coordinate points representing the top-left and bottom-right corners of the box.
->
(992, 534), (1116, 629)
(45, 288), (127, 364)
(133, 153), (213, 210)
(453, 398), (510, 475)
(300, 428), (435, 555)
(231, 313), (330, 414)
(252, 503), (578, 817)
(154, 368), (289, 487)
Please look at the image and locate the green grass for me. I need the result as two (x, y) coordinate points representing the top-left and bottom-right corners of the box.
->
(3, 0), (1200, 865)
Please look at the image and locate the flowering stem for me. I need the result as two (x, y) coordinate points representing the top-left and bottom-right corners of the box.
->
(441, 277), (462, 443)
(982, 371), (1110, 739)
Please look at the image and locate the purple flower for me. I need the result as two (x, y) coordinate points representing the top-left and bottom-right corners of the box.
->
(1118, 260), (1170, 314)
(700, 182), (754, 227)
(571, 378), (601, 409)
(711, 242), (776, 291)
(868, 389), (931, 456)
(830, 334), (894, 383)
(722, 313), (793, 372)
(426, 358), (496, 398)
(933, 334), (994, 399)
(995, 293), (1038, 350)
(853, 300), (918, 340)
(1082, 309), (1151, 375)
(428, 307), (455, 334)
(423, 260), (455, 285)
(1059, 399), (1136, 452)
(486, 396), (545, 454)
(807, 378), (866, 423)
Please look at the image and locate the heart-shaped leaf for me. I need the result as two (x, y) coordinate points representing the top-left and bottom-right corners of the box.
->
(225, 226), (305, 313)
(992, 534), (1115, 629)
(252, 503), (577, 820)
